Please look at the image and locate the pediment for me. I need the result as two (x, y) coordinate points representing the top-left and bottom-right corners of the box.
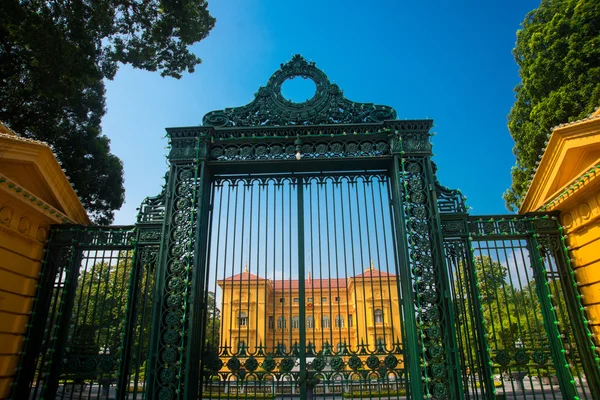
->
(0, 133), (89, 224)
(520, 116), (600, 212)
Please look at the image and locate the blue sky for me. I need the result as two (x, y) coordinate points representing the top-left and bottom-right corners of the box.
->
(101, 0), (541, 225)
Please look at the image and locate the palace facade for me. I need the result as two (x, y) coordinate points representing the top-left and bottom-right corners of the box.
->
(217, 263), (403, 357)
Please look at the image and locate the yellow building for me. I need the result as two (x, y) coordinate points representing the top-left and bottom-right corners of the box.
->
(0, 123), (89, 398)
(520, 107), (600, 344)
(217, 263), (403, 359)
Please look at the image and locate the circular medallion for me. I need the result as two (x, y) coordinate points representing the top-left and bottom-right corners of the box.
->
(244, 356), (258, 372)
(428, 345), (444, 360)
(384, 354), (398, 370)
(279, 357), (295, 373)
(160, 368), (176, 383)
(366, 355), (380, 370)
(227, 357), (241, 371)
(262, 356), (276, 372)
(165, 312), (181, 326)
(163, 329), (179, 344)
(348, 355), (362, 370)
(158, 387), (173, 400)
(514, 349), (529, 365)
(495, 350), (510, 366)
(162, 348), (178, 363)
(532, 350), (548, 365)
(312, 356), (326, 372)
(330, 355), (345, 371)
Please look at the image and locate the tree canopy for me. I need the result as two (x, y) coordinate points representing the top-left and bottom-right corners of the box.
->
(504, 0), (600, 211)
(0, 0), (215, 223)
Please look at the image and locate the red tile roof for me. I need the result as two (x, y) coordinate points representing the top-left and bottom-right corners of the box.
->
(218, 266), (396, 288)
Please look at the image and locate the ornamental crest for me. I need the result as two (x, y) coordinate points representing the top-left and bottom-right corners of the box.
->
(202, 54), (397, 127)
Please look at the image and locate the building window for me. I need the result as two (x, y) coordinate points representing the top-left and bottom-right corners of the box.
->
(335, 296), (340, 302)
(308, 297), (313, 302)
(348, 314), (353, 327)
(238, 341), (247, 355)
(278, 316), (286, 329)
(306, 315), (314, 328)
(280, 297), (285, 303)
(335, 315), (344, 328)
(293, 297), (299, 303)
(321, 297), (327, 303)
(292, 316), (300, 329)
(268, 316), (274, 329)
(376, 338), (386, 353)
(239, 311), (248, 326)
(322, 315), (331, 329)
(374, 309), (384, 324)
(337, 342), (346, 354)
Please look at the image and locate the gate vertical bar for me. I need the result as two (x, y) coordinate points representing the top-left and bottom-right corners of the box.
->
(463, 235), (495, 399)
(146, 133), (211, 400)
(297, 179), (307, 400)
(186, 159), (212, 398)
(423, 159), (465, 400)
(116, 228), (143, 400)
(527, 220), (579, 399)
(389, 154), (423, 399)
(44, 228), (83, 397)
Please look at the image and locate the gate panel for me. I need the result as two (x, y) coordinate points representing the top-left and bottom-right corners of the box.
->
(302, 173), (408, 398)
(458, 216), (598, 400)
(9, 226), (157, 400)
(202, 176), (300, 399)
(200, 172), (409, 399)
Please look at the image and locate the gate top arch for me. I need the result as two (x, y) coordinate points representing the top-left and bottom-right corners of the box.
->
(165, 54), (434, 165)
(202, 54), (397, 127)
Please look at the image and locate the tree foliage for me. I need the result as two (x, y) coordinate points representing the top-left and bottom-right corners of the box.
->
(505, 0), (600, 210)
(0, 0), (215, 223)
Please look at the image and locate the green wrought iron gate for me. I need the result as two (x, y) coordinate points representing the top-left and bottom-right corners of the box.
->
(10, 55), (600, 400)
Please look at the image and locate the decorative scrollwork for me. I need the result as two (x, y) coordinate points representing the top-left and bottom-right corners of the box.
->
(208, 139), (390, 162)
(202, 54), (396, 127)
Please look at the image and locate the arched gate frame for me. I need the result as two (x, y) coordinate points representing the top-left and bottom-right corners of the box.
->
(10, 55), (600, 400)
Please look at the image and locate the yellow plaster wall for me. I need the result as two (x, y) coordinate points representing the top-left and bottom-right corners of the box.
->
(559, 192), (600, 343)
(0, 127), (89, 399)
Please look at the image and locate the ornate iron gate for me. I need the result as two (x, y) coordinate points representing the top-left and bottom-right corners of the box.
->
(10, 55), (600, 400)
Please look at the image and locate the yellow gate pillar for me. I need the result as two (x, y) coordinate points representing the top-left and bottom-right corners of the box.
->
(520, 107), (600, 346)
(0, 123), (89, 398)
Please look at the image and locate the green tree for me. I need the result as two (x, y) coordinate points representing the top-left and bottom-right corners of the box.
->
(453, 256), (509, 372)
(504, 0), (600, 210)
(204, 290), (221, 352)
(0, 1), (215, 223)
